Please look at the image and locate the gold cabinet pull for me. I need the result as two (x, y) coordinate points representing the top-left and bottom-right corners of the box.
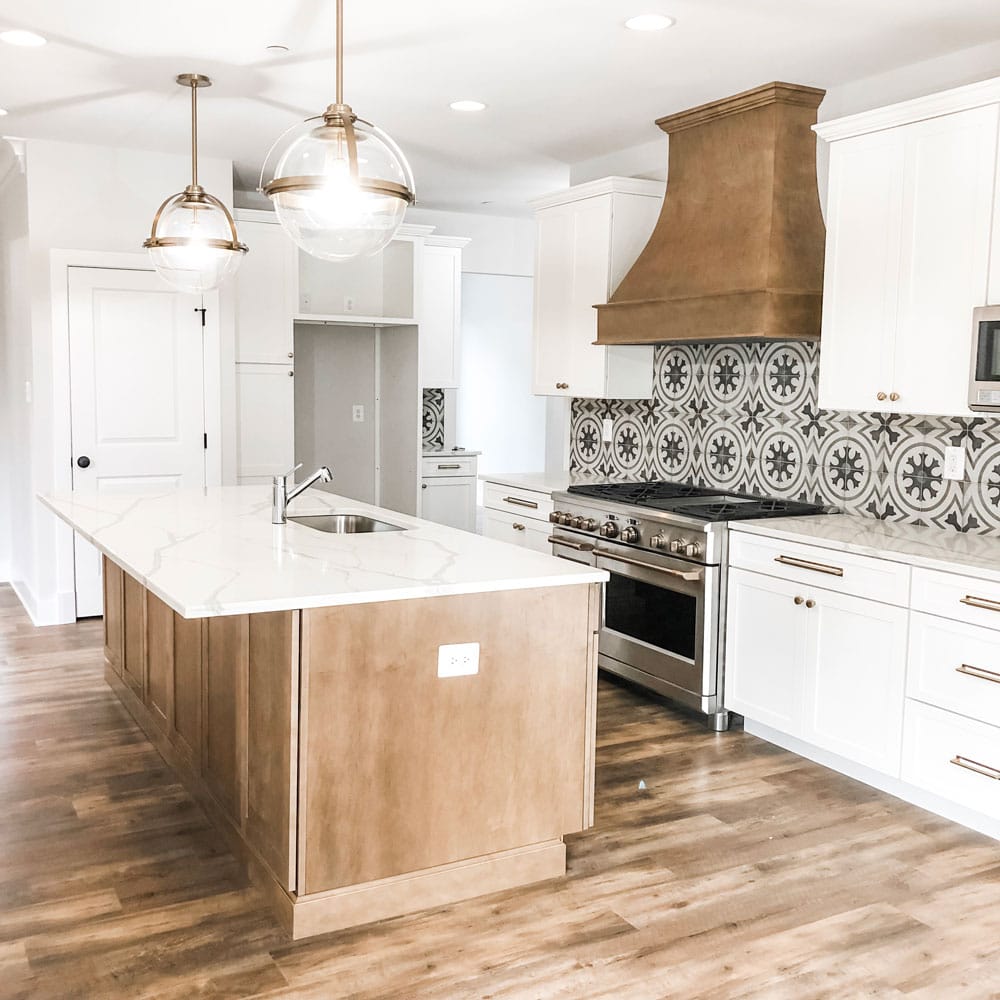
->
(793, 595), (804, 605)
(437, 463), (462, 470)
(889, 392), (900, 402)
(950, 755), (1000, 781)
(805, 599), (816, 609)
(503, 496), (539, 509)
(956, 663), (1000, 685)
(555, 382), (569, 390)
(876, 391), (887, 401)
(960, 595), (1000, 613)
(774, 555), (844, 577)
(512, 523), (526, 531)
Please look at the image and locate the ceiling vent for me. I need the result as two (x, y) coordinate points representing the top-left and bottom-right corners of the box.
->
(595, 82), (827, 344)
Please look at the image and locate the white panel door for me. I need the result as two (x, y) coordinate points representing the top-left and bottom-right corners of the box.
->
(68, 267), (208, 617)
(890, 105), (999, 416)
(801, 589), (909, 776)
(419, 244), (462, 389)
(724, 568), (809, 732)
(420, 476), (476, 532)
(818, 130), (905, 412)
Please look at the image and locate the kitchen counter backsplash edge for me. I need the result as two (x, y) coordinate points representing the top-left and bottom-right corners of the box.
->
(569, 341), (1000, 537)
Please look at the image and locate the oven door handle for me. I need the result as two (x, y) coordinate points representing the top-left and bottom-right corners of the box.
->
(593, 547), (703, 582)
(548, 536), (594, 553)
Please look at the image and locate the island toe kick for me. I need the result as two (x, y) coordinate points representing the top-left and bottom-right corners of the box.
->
(100, 557), (600, 939)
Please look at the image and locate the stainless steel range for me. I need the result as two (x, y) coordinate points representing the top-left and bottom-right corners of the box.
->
(548, 481), (827, 731)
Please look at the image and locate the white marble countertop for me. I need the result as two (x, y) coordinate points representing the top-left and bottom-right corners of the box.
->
(479, 471), (571, 495)
(731, 514), (1000, 583)
(41, 488), (606, 619)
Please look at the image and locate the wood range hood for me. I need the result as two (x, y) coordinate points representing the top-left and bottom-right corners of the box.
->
(595, 82), (827, 345)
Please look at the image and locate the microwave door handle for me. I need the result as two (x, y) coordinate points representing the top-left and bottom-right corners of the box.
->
(594, 547), (703, 582)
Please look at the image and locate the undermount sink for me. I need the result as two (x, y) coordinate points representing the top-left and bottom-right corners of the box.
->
(288, 513), (406, 534)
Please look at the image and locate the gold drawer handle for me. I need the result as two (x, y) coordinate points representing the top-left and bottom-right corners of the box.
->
(774, 555), (844, 577)
(960, 595), (1000, 613)
(876, 391), (887, 401)
(950, 755), (1000, 781)
(555, 382), (569, 390)
(437, 463), (462, 470)
(503, 496), (539, 509)
(512, 523), (526, 531)
(956, 663), (1000, 685)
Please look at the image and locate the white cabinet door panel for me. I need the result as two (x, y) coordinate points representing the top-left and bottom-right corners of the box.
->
(532, 205), (576, 396)
(236, 364), (295, 479)
(419, 244), (462, 389)
(234, 220), (295, 364)
(724, 568), (808, 732)
(802, 588), (908, 776)
(420, 477), (476, 532)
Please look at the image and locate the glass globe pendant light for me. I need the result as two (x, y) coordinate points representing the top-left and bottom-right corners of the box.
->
(144, 74), (248, 293)
(260, 0), (415, 261)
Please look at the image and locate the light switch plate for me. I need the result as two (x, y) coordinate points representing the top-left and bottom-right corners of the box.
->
(602, 418), (613, 443)
(438, 642), (480, 678)
(943, 446), (965, 480)
(352, 404), (364, 423)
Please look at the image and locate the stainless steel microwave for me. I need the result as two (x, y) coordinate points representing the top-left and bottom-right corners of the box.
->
(969, 306), (1000, 411)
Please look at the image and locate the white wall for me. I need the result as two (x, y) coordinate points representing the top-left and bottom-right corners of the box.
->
(3, 138), (235, 624)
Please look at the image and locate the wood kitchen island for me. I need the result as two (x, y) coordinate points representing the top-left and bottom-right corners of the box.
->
(42, 487), (606, 939)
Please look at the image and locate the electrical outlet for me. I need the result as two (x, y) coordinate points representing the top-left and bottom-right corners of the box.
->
(943, 445), (966, 481)
(352, 404), (365, 423)
(437, 642), (480, 678)
(602, 418), (613, 443)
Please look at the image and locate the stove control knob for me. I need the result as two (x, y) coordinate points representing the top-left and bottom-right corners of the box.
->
(650, 532), (668, 550)
(559, 512), (576, 526)
(620, 525), (640, 545)
(571, 515), (585, 529)
(582, 518), (598, 532)
(684, 541), (703, 559)
(599, 521), (619, 539)
(548, 510), (562, 524)
(669, 538), (685, 555)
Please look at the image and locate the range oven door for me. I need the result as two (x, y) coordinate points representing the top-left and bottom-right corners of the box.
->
(592, 540), (718, 702)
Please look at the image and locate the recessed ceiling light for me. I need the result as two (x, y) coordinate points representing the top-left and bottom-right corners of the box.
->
(266, 44), (289, 53)
(0, 29), (47, 47)
(624, 14), (675, 31)
(450, 100), (487, 112)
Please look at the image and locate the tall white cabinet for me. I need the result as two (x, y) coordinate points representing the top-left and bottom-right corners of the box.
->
(815, 78), (1000, 416)
(531, 177), (664, 399)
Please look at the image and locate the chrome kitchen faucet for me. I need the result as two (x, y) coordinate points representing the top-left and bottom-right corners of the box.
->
(272, 464), (334, 524)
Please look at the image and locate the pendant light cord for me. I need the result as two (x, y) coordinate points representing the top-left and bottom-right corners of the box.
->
(336, 0), (344, 106)
(190, 80), (199, 188)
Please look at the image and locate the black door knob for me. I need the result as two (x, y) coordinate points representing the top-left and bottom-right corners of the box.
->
(76, 456), (91, 469)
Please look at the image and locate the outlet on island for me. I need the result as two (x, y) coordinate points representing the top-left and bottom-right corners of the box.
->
(438, 642), (480, 678)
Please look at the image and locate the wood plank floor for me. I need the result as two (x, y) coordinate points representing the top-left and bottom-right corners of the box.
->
(2, 584), (1000, 999)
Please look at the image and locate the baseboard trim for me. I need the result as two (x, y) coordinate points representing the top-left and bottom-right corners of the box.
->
(745, 719), (1000, 842)
(9, 578), (77, 627)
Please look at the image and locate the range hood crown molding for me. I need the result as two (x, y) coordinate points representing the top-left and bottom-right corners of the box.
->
(596, 81), (828, 346)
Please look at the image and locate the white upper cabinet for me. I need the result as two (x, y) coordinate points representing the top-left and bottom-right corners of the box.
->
(531, 177), (664, 399)
(419, 237), (469, 389)
(234, 213), (296, 364)
(816, 80), (1000, 416)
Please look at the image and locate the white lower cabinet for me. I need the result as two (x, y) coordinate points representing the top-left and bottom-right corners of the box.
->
(420, 476), (476, 533)
(484, 508), (551, 554)
(236, 363), (295, 482)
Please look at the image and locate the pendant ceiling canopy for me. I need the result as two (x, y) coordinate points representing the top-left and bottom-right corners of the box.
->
(143, 74), (248, 293)
(260, 0), (416, 261)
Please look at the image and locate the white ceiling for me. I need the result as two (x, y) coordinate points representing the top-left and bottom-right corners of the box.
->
(1, 0), (999, 213)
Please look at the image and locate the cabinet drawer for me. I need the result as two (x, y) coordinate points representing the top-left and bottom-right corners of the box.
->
(908, 611), (1000, 726)
(483, 483), (553, 522)
(421, 456), (477, 478)
(484, 508), (552, 554)
(911, 566), (1000, 631)
(728, 532), (910, 606)
(902, 700), (1000, 821)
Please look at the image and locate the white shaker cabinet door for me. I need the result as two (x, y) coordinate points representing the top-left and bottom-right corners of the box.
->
(801, 588), (909, 777)
(724, 568), (809, 733)
(419, 243), (463, 389)
(818, 130), (905, 412)
(234, 220), (296, 364)
(890, 105), (999, 417)
(420, 477), (477, 532)
(236, 363), (295, 481)
(532, 203), (578, 397)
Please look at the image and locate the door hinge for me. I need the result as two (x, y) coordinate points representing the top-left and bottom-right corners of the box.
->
(203, 433), (208, 450)
(194, 307), (207, 327)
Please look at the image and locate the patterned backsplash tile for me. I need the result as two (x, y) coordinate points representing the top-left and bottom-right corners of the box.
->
(570, 341), (1000, 535)
(422, 388), (445, 451)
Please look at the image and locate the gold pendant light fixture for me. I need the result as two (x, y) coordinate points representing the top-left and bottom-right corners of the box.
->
(144, 74), (248, 293)
(260, 0), (416, 261)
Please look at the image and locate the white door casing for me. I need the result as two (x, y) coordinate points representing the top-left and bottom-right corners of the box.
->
(68, 266), (213, 616)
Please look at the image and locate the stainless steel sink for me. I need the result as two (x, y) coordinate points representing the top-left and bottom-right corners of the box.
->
(288, 513), (406, 534)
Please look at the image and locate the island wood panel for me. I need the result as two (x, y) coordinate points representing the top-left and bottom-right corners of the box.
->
(145, 592), (174, 732)
(102, 558), (124, 676)
(299, 583), (596, 895)
(121, 571), (146, 698)
(172, 612), (203, 769)
(246, 611), (299, 893)
(203, 615), (250, 826)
